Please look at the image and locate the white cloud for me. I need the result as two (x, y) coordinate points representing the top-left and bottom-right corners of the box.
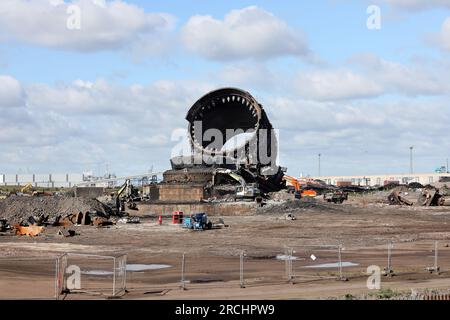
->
(216, 63), (277, 89)
(294, 69), (384, 100)
(0, 75), (217, 174)
(432, 16), (450, 52)
(292, 54), (450, 101)
(0, 75), (26, 108)
(0, 74), (449, 175)
(181, 6), (308, 61)
(352, 54), (449, 96)
(267, 96), (450, 175)
(382, 0), (450, 11)
(0, 0), (175, 52)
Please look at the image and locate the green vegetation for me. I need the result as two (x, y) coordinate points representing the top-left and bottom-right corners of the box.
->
(368, 288), (400, 299)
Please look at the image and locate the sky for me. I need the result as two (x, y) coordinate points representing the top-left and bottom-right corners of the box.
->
(0, 0), (450, 177)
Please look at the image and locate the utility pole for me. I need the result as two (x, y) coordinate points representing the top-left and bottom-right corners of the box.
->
(409, 146), (413, 174)
(447, 158), (449, 173)
(318, 153), (321, 177)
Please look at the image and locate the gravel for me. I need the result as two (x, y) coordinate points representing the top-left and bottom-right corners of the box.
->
(257, 198), (345, 214)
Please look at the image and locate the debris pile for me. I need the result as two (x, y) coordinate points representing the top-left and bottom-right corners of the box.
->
(417, 187), (445, 206)
(0, 195), (116, 236)
(388, 189), (413, 206)
(387, 186), (445, 206)
(0, 195), (112, 225)
(257, 198), (345, 214)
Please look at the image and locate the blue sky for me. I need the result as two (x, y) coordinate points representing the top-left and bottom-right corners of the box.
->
(0, 0), (450, 177)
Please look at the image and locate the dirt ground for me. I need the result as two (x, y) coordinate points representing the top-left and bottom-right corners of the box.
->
(1, 194), (450, 300)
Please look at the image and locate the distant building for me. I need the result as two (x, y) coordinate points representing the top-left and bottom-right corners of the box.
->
(313, 173), (450, 187)
(0, 173), (84, 188)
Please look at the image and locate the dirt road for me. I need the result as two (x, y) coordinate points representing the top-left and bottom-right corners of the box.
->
(1, 198), (450, 299)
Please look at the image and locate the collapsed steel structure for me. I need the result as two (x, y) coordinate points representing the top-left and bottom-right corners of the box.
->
(170, 88), (284, 193)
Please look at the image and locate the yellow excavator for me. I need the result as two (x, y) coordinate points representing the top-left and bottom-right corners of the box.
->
(115, 179), (139, 212)
(20, 183), (33, 194)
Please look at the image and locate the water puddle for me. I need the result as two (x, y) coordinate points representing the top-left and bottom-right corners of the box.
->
(126, 264), (171, 271)
(82, 264), (172, 276)
(302, 262), (359, 269)
(275, 254), (303, 261)
(81, 270), (113, 276)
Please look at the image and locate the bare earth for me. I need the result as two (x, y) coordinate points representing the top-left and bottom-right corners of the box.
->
(1, 195), (450, 300)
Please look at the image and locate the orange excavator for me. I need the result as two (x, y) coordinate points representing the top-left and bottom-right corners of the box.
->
(282, 175), (317, 199)
(282, 175), (302, 199)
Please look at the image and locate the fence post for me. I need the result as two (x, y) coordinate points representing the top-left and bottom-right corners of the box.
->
(54, 257), (59, 300)
(240, 251), (245, 288)
(290, 248), (295, 284)
(285, 247), (294, 283)
(337, 245), (347, 281)
(384, 242), (394, 277)
(284, 247), (289, 280)
(426, 241), (440, 274)
(112, 257), (116, 297)
(181, 253), (186, 290)
(435, 241), (439, 273)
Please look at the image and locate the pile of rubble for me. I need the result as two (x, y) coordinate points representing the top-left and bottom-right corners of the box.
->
(388, 186), (446, 207)
(257, 198), (346, 214)
(0, 195), (112, 224)
(0, 195), (115, 236)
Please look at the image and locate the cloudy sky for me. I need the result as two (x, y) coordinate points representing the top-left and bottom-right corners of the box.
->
(0, 0), (449, 177)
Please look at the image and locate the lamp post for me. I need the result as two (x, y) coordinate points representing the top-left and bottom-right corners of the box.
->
(318, 153), (321, 177)
(409, 147), (413, 175)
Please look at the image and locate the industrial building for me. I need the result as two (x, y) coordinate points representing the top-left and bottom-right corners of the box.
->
(0, 173), (84, 188)
(315, 173), (450, 187)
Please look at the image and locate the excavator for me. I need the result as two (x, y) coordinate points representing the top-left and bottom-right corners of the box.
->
(282, 175), (302, 199)
(20, 183), (33, 194)
(215, 169), (262, 201)
(115, 179), (139, 212)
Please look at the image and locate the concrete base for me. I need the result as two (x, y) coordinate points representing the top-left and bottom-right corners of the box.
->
(158, 184), (206, 202)
(133, 201), (257, 217)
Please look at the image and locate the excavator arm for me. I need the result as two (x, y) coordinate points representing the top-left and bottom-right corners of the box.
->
(20, 183), (33, 193)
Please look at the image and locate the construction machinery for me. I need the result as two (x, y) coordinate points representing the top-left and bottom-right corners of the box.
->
(282, 175), (302, 199)
(115, 179), (140, 212)
(235, 183), (262, 201)
(215, 169), (262, 201)
(324, 191), (348, 204)
(183, 213), (212, 231)
(20, 183), (33, 194)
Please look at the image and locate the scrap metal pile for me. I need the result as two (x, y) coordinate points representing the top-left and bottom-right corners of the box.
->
(0, 195), (115, 237)
(388, 186), (445, 206)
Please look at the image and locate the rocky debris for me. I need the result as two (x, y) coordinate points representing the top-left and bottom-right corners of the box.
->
(118, 217), (140, 224)
(257, 198), (345, 214)
(408, 182), (424, 189)
(0, 195), (113, 225)
(56, 229), (76, 237)
(388, 189), (413, 206)
(0, 219), (11, 232)
(417, 187), (445, 206)
(267, 190), (295, 202)
(285, 213), (296, 220)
